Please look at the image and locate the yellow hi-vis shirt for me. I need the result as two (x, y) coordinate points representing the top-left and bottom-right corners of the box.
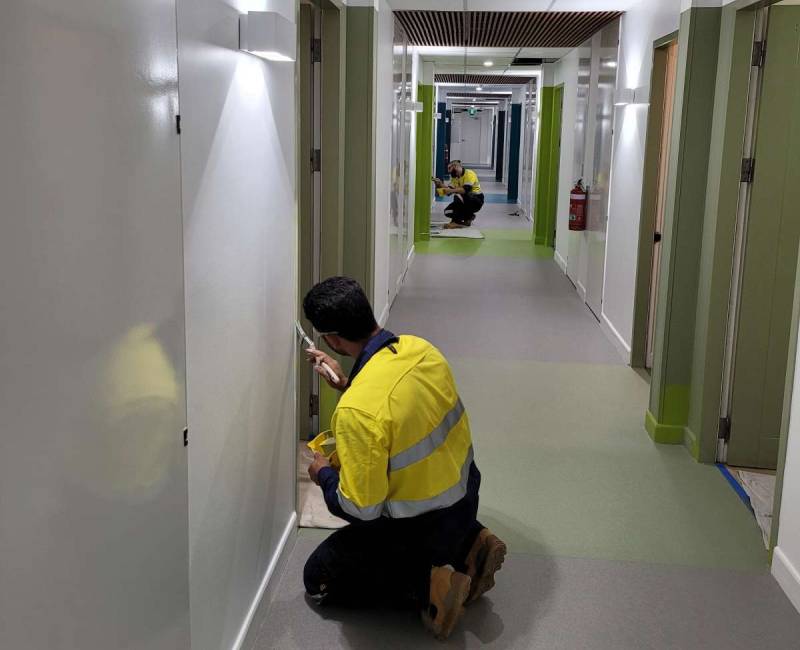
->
(331, 336), (473, 520)
(450, 168), (482, 194)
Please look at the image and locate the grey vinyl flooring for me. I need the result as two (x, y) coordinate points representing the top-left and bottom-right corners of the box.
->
(387, 253), (624, 365)
(249, 534), (800, 650)
(248, 205), (800, 648)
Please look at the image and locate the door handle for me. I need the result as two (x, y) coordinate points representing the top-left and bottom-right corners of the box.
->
(654, 232), (662, 243)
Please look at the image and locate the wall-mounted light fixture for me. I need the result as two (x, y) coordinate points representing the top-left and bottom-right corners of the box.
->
(239, 11), (296, 62)
(614, 85), (649, 106)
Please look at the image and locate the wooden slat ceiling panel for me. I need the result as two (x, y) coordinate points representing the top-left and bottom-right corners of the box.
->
(435, 74), (537, 85)
(395, 11), (621, 48)
(446, 92), (514, 99)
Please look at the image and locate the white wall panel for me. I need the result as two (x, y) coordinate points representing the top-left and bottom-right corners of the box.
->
(0, 1), (190, 648)
(375, 0), (394, 323)
(775, 331), (800, 613)
(554, 51), (580, 266)
(176, 1), (297, 649)
(602, 0), (681, 353)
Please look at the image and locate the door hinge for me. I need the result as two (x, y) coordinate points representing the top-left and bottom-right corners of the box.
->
(183, 427), (189, 447)
(309, 394), (319, 418)
(719, 416), (731, 442)
(752, 40), (766, 68)
(311, 148), (321, 173)
(311, 38), (322, 64)
(175, 114), (182, 135)
(741, 157), (756, 183)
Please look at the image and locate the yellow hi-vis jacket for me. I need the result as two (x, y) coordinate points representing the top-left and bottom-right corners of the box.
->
(436, 168), (482, 197)
(331, 335), (473, 521)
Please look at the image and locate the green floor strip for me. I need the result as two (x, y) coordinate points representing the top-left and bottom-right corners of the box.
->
(417, 228), (554, 260)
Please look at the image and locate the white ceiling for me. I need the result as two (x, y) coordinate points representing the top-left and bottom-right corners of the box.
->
(417, 45), (570, 74)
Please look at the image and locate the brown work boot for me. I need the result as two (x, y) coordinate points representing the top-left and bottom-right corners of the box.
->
(463, 528), (507, 603)
(421, 565), (471, 640)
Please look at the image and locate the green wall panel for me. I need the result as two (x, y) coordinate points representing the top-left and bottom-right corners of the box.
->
(647, 7), (721, 451)
(414, 84), (434, 243)
(343, 6), (375, 297)
(726, 4), (800, 468)
(685, 5), (755, 463)
(534, 86), (561, 248)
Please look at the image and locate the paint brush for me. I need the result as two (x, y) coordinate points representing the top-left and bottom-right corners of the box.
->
(294, 320), (339, 384)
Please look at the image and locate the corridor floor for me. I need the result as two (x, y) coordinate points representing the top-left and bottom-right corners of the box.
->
(249, 202), (800, 649)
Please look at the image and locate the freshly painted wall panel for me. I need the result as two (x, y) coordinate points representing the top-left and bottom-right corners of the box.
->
(0, 1), (190, 648)
(343, 6), (376, 298)
(176, 1), (297, 649)
(565, 42), (593, 294)
(775, 337), (800, 614)
(554, 51), (580, 267)
(407, 50), (420, 254)
(374, 0), (394, 323)
(601, 0), (681, 355)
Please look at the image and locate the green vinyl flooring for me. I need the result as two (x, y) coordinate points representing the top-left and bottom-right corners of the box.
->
(418, 228), (553, 260)
(403, 203), (768, 570)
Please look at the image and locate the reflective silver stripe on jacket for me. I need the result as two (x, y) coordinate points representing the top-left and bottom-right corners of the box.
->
(336, 490), (385, 521)
(385, 446), (474, 519)
(388, 398), (465, 472)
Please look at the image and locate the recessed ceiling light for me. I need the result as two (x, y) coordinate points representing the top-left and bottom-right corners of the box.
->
(476, 86), (483, 91)
(483, 60), (493, 67)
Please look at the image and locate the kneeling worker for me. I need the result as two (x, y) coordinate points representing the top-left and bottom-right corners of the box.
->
(433, 160), (485, 228)
(302, 277), (506, 640)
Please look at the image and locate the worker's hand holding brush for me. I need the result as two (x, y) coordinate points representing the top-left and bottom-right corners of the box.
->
(306, 348), (348, 391)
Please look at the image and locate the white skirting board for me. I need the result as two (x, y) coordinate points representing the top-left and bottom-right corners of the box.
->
(772, 547), (800, 615)
(231, 512), (297, 650)
(600, 312), (632, 364)
(406, 244), (415, 269)
(378, 303), (390, 328)
(576, 280), (587, 303)
(554, 250), (567, 273)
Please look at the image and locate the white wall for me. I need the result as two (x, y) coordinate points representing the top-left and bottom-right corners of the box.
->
(374, 1), (418, 325)
(177, 1), (297, 649)
(554, 51), (580, 269)
(481, 109), (495, 165)
(407, 49), (420, 256)
(374, 0), (394, 325)
(775, 342), (800, 613)
(601, 0), (681, 354)
(1, 1), (191, 648)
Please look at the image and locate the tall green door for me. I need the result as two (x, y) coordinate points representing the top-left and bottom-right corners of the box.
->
(728, 6), (800, 468)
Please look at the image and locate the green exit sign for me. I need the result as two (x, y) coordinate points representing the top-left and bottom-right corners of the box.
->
(468, 107), (476, 116)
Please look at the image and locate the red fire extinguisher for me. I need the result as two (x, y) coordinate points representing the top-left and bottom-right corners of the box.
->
(569, 180), (587, 231)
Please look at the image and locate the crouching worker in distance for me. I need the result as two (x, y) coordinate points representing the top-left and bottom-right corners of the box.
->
(301, 276), (507, 640)
(433, 160), (485, 229)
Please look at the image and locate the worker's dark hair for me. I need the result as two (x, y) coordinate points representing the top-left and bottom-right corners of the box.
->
(303, 277), (378, 342)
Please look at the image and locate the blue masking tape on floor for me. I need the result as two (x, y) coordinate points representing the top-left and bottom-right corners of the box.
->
(716, 464), (755, 514)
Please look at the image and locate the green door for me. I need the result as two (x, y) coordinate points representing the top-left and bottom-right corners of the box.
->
(728, 6), (800, 468)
